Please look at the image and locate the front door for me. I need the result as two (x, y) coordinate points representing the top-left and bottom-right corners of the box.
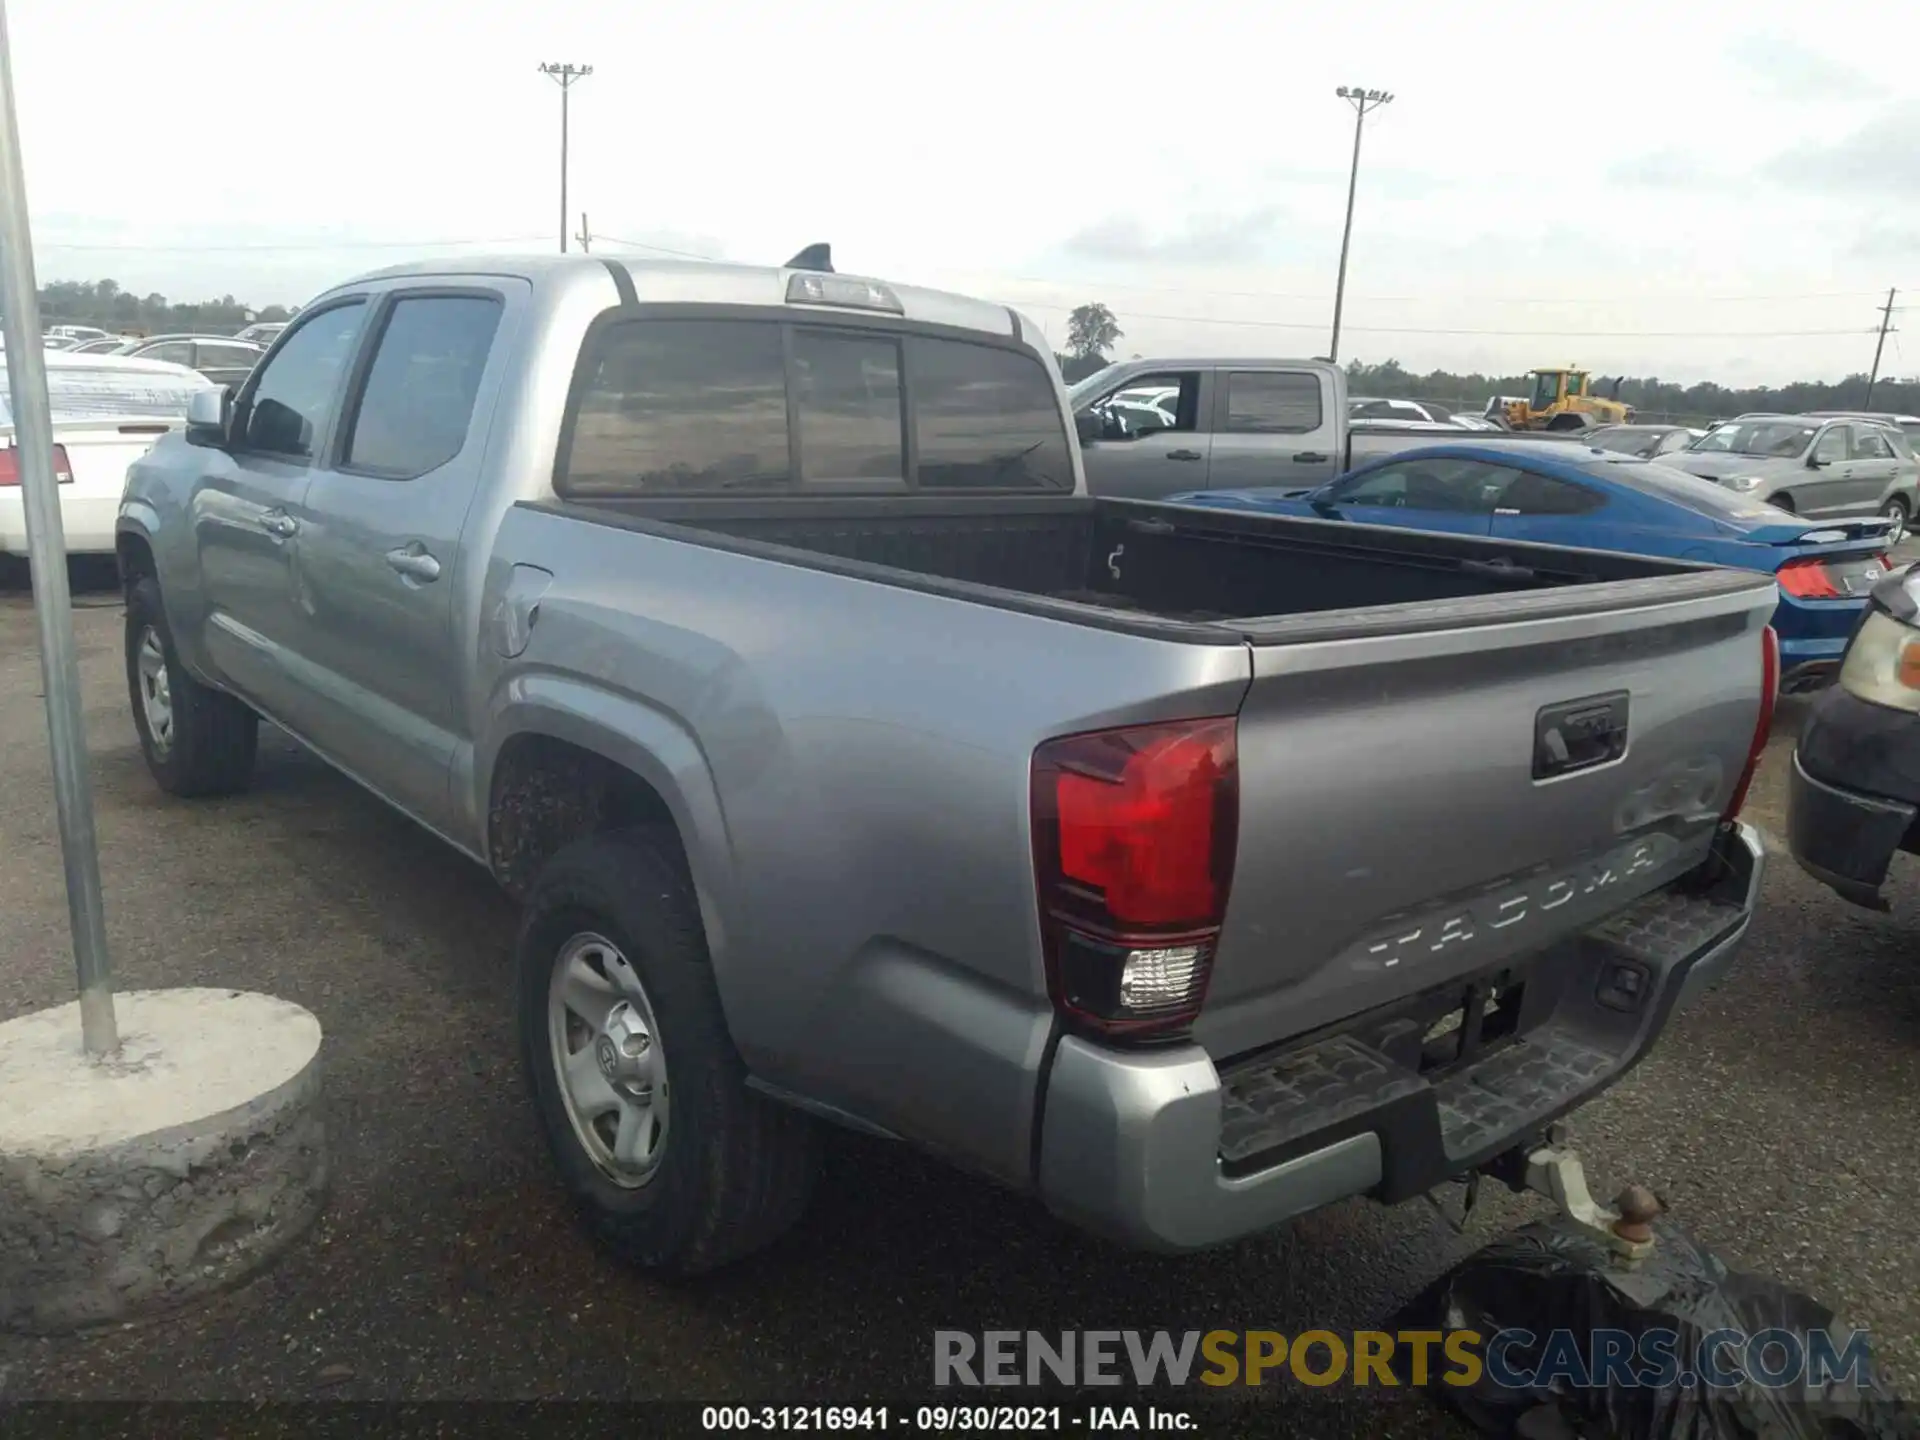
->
(286, 285), (516, 834)
(1075, 369), (1213, 498)
(1206, 368), (1341, 491)
(1803, 424), (1858, 516)
(190, 298), (370, 725)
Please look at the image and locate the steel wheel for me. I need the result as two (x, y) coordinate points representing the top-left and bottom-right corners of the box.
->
(1882, 498), (1909, 545)
(135, 625), (174, 757)
(547, 931), (670, 1188)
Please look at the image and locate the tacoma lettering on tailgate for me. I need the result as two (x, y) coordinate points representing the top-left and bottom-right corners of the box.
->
(1346, 831), (1695, 974)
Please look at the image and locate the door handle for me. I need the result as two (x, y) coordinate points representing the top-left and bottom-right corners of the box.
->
(385, 547), (442, 583)
(1293, 451), (1331, 463)
(1166, 448), (1204, 462)
(258, 511), (298, 539)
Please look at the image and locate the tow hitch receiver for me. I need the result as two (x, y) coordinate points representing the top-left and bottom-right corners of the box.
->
(1465, 1125), (1664, 1266)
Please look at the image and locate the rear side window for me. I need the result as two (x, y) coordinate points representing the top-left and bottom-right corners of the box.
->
(564, 320), (791, 495)
(1499, 470), (1606, 516)
(910, 337), (1071, 490)
(1225, 371), (1323, 434)
(792, 329), (905, 488)
(1852, 427), (1895, 461)
(344, 295), (504, 478)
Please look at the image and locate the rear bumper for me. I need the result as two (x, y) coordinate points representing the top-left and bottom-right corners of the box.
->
(1035, 822), (1764, 1252)
(0, 491), (120, 556)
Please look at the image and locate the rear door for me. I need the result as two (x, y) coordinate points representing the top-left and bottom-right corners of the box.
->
(1313, 455), (1510, 536)
(1075, 367), (1214, 498)
(1849, 424), (1902, 512)
(1207, 367), (1340, 491)
(284, 283), (517, 835)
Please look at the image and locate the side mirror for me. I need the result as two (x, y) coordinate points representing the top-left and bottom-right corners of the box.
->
(1807, 452), (1828, 469)
(1073, 410), (1104, 446)
(183, 387), (229, 448)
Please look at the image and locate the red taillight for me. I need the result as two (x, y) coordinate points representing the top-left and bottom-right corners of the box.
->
(1776, 557), (1841, 599)
(1031, 717), (1239, 1040)
(1723, 625), (1778, 823)
(0, 445), (74, 486)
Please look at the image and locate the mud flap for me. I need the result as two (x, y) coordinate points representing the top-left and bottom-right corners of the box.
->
(1389, 1215), (1918, 1439)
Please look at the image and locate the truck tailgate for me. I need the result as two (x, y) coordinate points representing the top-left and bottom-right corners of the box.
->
(1197, 574), (1778, 1061)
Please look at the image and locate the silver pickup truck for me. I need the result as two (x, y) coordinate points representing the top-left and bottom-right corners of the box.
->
(117, 252), (1776, 1275)
(1070, 357), (1580, 500)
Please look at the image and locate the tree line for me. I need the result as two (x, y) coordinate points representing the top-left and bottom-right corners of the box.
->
(1055, 302), (1918, 423)
(31, 279), (296, 338)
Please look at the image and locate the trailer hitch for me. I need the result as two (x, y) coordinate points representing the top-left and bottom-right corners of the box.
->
(1458, 1124), (1664, 1267)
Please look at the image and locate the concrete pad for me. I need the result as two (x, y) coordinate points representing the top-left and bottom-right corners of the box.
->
(0, 987), (325, 1333)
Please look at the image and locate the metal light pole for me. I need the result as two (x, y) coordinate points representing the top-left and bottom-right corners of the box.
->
(538, 62), (592, 255)
(1328, 85), (1394, 365)
(0, 0), (118, 1056)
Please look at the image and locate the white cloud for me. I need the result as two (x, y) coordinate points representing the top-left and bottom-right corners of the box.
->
(13, 0), (1920, 385)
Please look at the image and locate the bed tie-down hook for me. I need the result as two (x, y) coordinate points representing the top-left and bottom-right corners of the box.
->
(1107, 544), (1125, 581)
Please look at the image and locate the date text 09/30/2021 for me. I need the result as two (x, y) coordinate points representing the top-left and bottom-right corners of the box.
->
(701, 1407), (1196, 1432)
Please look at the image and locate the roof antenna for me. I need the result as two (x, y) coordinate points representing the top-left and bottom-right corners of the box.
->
(785, 243), (833, 273)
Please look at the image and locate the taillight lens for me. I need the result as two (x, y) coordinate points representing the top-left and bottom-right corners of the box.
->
(1723, 624), (1778, 822)
(1031, 717), (1239, 1040)
(0, 445), (74, 485)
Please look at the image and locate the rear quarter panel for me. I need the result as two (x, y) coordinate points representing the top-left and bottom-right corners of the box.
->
(479, 503), (1252, 1185)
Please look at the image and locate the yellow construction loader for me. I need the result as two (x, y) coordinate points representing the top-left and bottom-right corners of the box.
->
(1497, 368), (1634, 431)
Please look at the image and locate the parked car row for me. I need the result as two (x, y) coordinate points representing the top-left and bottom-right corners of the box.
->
(109, 250), (1777, 1277)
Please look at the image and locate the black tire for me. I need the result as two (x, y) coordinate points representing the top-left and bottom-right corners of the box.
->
(517, 828), (818, 1275)
(1545, 413), (1590, 432)
(1881, 495), (1910, 544)
(125, 575), (258, 797)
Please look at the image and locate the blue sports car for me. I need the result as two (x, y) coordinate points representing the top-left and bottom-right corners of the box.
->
(1169, 438), (1898, 693)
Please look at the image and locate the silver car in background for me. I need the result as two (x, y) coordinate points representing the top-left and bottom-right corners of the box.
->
(1660, 413), (1920, 538)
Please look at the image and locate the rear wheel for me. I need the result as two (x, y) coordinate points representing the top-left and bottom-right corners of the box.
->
(1881, 495), (1909, 544)
(517, 828), (819, 1275)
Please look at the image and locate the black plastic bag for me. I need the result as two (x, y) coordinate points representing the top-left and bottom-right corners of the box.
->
(1390, 1215), (1919, 1440)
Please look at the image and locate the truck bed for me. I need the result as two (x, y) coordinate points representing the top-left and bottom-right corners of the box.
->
(540, 492), (1764, 645)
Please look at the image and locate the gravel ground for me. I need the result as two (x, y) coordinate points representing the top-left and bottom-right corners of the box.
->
(2, 563), (1918, 1436)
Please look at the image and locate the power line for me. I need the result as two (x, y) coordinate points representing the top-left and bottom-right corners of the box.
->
(997, 297), (1875, 340)
(969, 272), (1889, 306)
(38, 235), (549, 253)
(593, 233), (721, 261)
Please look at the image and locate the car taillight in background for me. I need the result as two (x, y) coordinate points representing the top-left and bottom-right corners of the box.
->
(0, 444), (74, 485)
(1776, 553), (1892, 599)
(1031, 716), (1239, 1041)
(1723, 624), (1778, 822)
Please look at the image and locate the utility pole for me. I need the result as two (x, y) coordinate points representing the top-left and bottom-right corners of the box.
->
(576, 212), (591, 254)
(0, 0), (117, 1055)
(1328, 85), (1394, 365)
(1866, 287), (1897, 409)
(537, 62), (592, 254)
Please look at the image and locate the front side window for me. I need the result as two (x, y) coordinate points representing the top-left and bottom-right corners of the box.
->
(791, 329), (905, 488)
(344, 294), (504, 478)
(1814, 426), (1849, 464)
(236, 302), (367, 458)
(140, 341), (195, 367)
(1225, 371), (1322, 434)
(198, 342), (265, 371)
(909, 336), (1072, 490)
(563, 319), (791, 495)
(1086, 372), (1198, 442)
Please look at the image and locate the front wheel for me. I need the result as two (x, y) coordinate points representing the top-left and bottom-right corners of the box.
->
(1881, 495), (1910, 545)
(124, 576), (258, 797)
(517, 828), (818, 1275)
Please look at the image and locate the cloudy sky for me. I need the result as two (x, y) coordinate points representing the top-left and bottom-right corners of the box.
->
(16, 0), (1917, 385)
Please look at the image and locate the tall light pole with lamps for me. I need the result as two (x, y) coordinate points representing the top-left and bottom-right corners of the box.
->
(1328, 85), (1393, 364)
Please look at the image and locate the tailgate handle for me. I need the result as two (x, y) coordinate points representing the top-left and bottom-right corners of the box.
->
(1534, 690), (1631, 781)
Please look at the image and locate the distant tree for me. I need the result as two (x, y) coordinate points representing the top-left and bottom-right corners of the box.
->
(34, 278), (299, 338)
(1066, 302), (1122, 364)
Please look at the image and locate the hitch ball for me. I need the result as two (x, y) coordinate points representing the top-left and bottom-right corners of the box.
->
(1611, 1183), (1661, 1244)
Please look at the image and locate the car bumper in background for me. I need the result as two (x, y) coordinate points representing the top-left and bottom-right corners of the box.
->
(1035, 823), (1764, 1252)
(0, 490), (120, 556)
(1788, 684), (1920, 908)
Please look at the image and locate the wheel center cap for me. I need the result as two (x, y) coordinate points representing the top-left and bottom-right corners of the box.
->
(594, 1036), (619, 1077)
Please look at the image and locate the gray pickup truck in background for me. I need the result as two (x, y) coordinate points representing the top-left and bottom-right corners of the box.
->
(118, 252), (1776, 1275)
(1070, 356), (1577, 499)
